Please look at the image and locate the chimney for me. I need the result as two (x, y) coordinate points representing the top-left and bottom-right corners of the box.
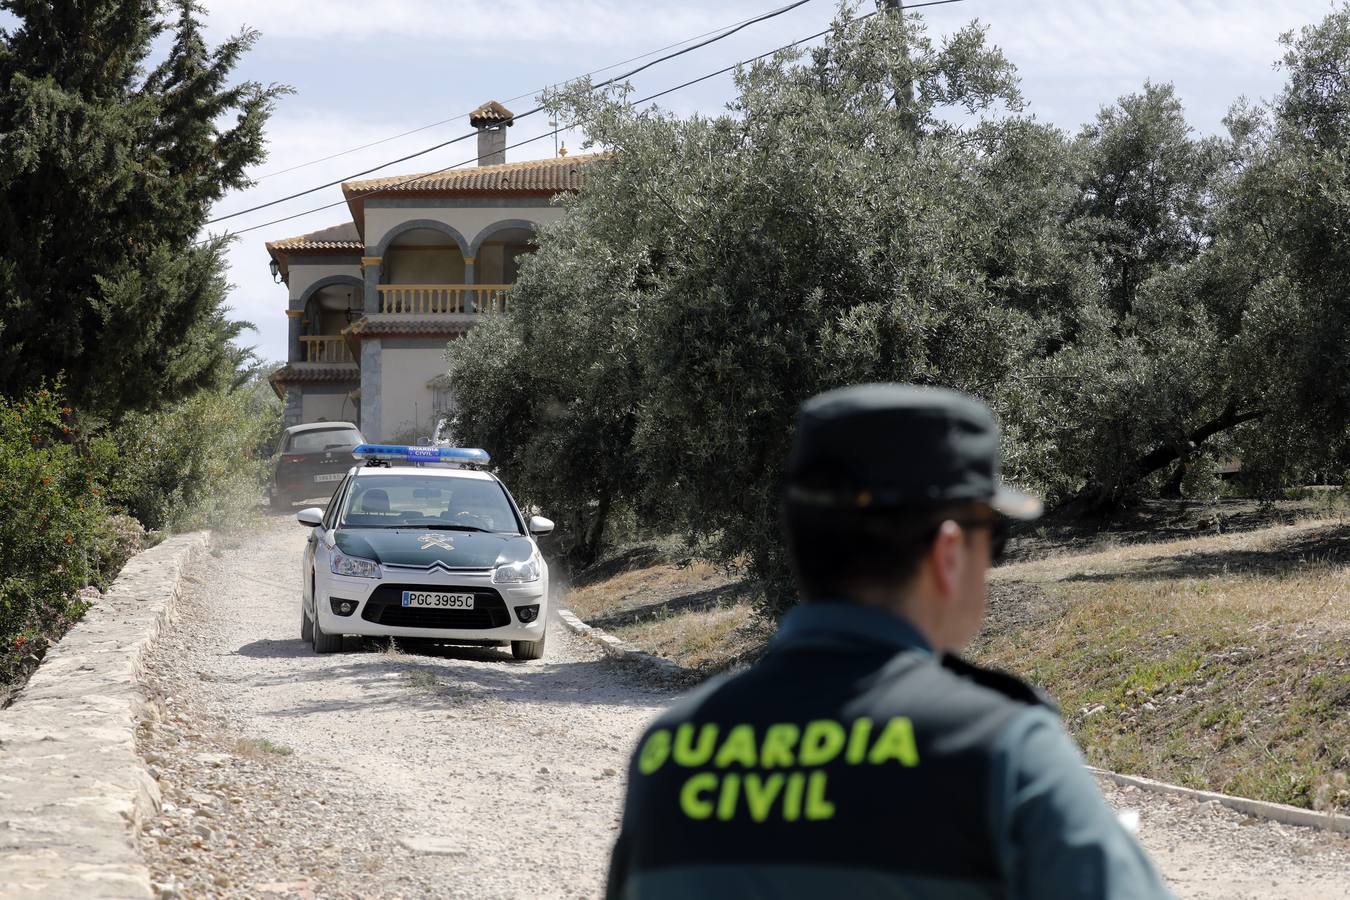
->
(469, 100), (513, 167)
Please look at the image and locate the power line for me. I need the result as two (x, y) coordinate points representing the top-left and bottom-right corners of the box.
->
(207, 0), (819, 225)
(210, 0), (966, 243)
(252, 3), (833, 182)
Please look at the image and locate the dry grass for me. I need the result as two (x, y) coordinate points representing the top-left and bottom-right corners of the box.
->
(405, 668), (439, 690)
(564, 561), (727, 622)
(974, 517), (1350, 811)
(234, 737), (293, 758)
(561, 550), (770, 673)
(568, 514), (1350, 810)
(611, 601), (774, 672)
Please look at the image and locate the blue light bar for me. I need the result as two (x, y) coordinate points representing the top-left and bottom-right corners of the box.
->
(352, 444), (490, 466)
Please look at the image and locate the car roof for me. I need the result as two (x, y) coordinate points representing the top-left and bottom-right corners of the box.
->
(351, 465), (496, 482)
(285, 421), (360, 435)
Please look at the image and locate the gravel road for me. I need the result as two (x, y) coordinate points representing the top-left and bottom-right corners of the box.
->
(136, 517), (1350, 898)
(137, 516), (668, 898)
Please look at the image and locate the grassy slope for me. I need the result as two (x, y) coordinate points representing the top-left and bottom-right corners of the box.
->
(974, 518), (1350, 812)
(564, 509), (1350, 811)
(563, 560), (772, 672)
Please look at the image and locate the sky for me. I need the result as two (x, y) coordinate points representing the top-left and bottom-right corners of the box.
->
(197, 0), (1343, 362)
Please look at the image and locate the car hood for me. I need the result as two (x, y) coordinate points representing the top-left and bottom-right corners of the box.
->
(335, 528), (533, 569)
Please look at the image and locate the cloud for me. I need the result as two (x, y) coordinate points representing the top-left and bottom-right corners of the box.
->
(215, 0), (1349, 361)
(972, 0), (1338, 132)
(203, 0), (784, 47)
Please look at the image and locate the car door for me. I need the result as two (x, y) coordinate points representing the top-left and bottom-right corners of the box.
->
(305, 474), (350, 612)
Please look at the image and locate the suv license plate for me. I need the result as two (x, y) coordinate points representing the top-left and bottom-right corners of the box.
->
(402, 591), (475, 609)
(314, 473), (344, 483)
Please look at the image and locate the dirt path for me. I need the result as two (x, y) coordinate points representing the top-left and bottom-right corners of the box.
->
(1098, 781), (1350, 899)
(136, 517), (1350, 898)
(137, 517), (668, 898)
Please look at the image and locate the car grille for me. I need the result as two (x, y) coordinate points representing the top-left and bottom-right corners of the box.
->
(362, 585), (510, 629)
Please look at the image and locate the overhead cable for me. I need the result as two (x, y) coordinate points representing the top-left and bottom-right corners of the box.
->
(252, 2), (831, 182)
(208, 0), (819, 225)
(209, 0), (966, 242)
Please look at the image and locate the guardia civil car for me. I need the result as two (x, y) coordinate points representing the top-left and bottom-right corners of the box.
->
(295, 445), (553, 660)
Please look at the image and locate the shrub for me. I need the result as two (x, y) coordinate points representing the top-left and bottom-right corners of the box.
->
(103, 381), (281, 532)
(0, 388), (109, 682)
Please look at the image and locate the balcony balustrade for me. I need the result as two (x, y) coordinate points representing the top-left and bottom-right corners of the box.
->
(376, 284), (512, 315)
(299, 336), (354, 364)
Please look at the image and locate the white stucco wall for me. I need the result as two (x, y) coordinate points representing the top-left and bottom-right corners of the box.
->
(385, 246), (464, 283)
(364, 204), (564, 257)
(287, 261), (363, 305)
(377, 339), (454, 441)
(301, 387), (357, 425)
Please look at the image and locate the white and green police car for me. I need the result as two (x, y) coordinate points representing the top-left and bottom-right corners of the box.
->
(295, 445), (553, 660)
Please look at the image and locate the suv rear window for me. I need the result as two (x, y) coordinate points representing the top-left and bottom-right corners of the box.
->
(286, 427), (362, 453)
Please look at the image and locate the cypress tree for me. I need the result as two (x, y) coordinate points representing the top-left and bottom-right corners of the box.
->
(0, 0), (286, 414)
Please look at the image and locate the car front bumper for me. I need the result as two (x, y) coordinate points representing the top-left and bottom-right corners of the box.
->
(315, 569), (547, 642)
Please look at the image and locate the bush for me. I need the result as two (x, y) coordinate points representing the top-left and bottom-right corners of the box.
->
(103, 380), (281, 532)
(0, 388), (110, 682)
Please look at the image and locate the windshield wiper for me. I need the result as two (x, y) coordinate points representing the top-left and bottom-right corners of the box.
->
(405, 522), (491, 532)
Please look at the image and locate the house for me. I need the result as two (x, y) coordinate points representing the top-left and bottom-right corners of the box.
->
(266, 101), (596, 441)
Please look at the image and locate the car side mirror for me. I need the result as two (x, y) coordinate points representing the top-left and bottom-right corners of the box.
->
(296, 508), (324, 527)
(528, 516), (554, 536)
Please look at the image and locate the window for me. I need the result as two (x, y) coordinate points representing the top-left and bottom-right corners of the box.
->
(286, 426), (363, 453)
(323, 477), (351, 530)
(340, 475), (521, 533)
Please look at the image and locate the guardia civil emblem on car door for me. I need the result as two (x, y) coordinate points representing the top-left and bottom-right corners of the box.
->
(418, 534), (456, 552)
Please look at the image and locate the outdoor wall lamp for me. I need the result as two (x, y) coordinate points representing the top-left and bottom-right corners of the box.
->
(344, 291), (358, 323)
(269, 258), (282, 283)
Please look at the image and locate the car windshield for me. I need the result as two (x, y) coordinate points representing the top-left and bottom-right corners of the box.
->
(339, 474), (521, 533)
(286, 427), (362, 453)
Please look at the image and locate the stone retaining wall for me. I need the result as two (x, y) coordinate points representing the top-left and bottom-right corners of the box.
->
(0, 532), (208, 899)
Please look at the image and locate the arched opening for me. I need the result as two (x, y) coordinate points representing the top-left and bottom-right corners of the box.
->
(474, 225), (535, 285)
(383, 227), (466, 285)
(299, 280), (361, 363)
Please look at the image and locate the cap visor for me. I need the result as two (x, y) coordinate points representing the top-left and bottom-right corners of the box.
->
(990, 485), (1043, 520)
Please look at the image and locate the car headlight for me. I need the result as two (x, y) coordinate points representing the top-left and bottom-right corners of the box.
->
(493, 556), (541, 584)
(330, 550), (381, 578)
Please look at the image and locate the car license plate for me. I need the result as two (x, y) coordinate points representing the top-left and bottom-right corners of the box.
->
(314, 473), (344, 483)
(401, 591), (475, 609)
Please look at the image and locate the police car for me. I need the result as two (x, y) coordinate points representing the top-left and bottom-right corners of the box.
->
(295, 444), (553, 660)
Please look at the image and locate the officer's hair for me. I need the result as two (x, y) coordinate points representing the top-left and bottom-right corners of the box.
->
(781, 500), (985, 600)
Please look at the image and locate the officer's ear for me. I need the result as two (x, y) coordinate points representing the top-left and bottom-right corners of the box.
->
(928, 520), (967, 600)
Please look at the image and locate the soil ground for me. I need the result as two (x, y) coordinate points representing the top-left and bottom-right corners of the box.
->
(129, 512), (1350, 898)
(136, 517), (668, 898)
(562, 498), (1350, 813)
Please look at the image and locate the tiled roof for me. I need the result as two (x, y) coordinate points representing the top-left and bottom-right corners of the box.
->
(345, 316), (475, 339)
(342, 154), (603, 196)
(268, 362), (360, 398)
(265, 222), (363, 255)
(270, 363), (360, 383)
(469, 100), (513, 127)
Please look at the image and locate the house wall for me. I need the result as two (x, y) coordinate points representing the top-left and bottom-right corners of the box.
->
(301, 384), (358, 426)
(375, 338), (454, 442)
(287, 260), (363, 304)
(363, 200), (563, 259)
(475, 241), (532, 283)
(385, 246), (464, 283)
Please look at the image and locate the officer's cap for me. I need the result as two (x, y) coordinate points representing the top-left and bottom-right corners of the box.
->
(785, 383), (1042, 519)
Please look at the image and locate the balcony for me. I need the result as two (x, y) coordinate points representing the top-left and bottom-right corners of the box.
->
(300, 335), (355, 364)
(376, 284), (512, 315)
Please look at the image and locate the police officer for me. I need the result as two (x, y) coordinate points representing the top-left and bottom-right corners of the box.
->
(606, 384), (1174, 899)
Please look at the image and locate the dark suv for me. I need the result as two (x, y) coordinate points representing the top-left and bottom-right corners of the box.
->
(269, 422), (365, 511)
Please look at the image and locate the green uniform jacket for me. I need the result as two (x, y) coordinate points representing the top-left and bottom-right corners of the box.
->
(607, 603), (1175, 900)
